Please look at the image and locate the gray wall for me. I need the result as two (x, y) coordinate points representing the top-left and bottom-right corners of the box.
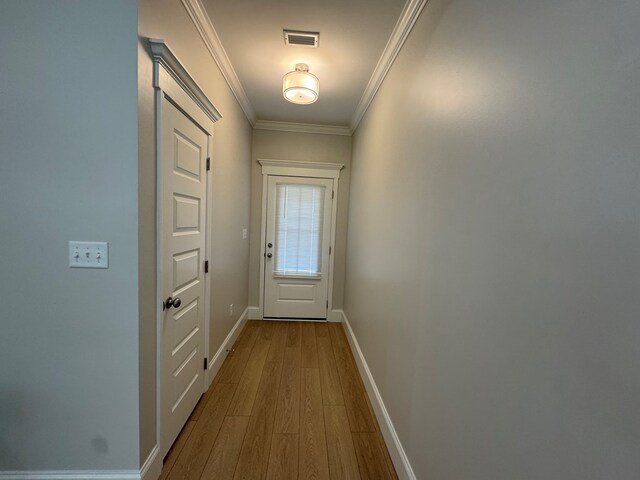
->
(345, 0), (640, 479)
(249, 129), (351, 310)
(138, 0), (253, 463)
(0, 0), (140, 471)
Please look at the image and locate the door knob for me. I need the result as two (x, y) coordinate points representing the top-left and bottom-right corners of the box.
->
(267, 253), (273, 258)
(267, 243), (273, 248)
(164, 296), (182, 310)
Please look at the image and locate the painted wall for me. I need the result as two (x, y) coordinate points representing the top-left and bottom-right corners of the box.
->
(248, 129), (351, 310)
(345, 0), (640, 479)
(138, 0), (253, 463)
(0, 0), (140, 471)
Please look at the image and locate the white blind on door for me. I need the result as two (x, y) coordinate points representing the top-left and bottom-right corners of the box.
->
(274, 183), (325, 275)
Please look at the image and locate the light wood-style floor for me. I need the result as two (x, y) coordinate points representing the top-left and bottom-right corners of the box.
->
(160, 320), (398, 480)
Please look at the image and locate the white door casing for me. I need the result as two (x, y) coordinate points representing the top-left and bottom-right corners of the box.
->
(264, 176), (334, 318)
(258, 160), (344, 320)
(151, 39), (221, 458)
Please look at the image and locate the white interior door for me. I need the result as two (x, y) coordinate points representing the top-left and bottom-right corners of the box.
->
(264, 176), (333, 319)
(160, 98), (208, 456)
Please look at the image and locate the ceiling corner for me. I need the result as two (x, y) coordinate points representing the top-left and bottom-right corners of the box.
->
(349, 0), (429, 132)
(181, 0), (257, 125)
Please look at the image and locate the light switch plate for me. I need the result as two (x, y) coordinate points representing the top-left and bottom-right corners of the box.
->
(69, 241), (109, 268)
(242, 228), (248, 240)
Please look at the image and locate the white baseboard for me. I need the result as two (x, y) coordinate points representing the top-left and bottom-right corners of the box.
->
(0, 444), (162, 480)
(341, 311), (416, 480)
(0, 471), (140, 479)
(247, 306), (261, 320)
(140, 445), (160, 480)
(206, 306), (249, 387)
(328, 309), (343, 322)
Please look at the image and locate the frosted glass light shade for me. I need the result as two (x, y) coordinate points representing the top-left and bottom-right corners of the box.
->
(283, 64), (319, 105)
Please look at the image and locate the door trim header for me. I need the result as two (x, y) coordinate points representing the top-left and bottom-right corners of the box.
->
(258, 159), (344, 179)
(150, 38), (222, 124)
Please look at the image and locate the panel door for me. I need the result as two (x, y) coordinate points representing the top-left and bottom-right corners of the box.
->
(263, 176), (334, 319)
(160, 98), (208, 457)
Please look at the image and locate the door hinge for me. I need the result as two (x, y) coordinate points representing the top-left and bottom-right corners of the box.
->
(206, 157), (211, 171)
(329, 246), (332, 255)
(204, 357), (208, 370)
(204, 260), (209, 273)
(332, 190), (334, 199)
(326, 300), (329, 309)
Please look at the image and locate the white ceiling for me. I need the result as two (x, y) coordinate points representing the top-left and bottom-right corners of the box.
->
(202, 0), (407, 126)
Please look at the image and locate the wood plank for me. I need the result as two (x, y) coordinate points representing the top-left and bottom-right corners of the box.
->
(266, 434), (299, 480)
(378, 428), (399, 480)
(259, 320), (276, 340)
(328, 324), (376, 432)
(159, 420), (195, 480)
(315, 322), (330, 339)
(352, 432), (396, 480)
(273, 344), (301, 433)
(167, 382), (237, 480)
(200, 415), (250, 479)
(286, 321), (301, 347)
(316, 324), (344, 405)
(217, 325), (260, 384)
(324, 405), (361, 480)
(188, 388), (211, 422)
(233, 360), (284, 480)
(360, 386), (398, 479)
(228, 336), (271, 416)
(266, 321), (288, 364)
(299, 368), (330, 480)
(301, 322), (319, 368)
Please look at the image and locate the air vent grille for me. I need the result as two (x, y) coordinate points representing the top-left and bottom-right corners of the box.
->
(284, 30), (319, 48)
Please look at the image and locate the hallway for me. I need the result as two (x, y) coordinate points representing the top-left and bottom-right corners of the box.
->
(160, 320), (397, 479)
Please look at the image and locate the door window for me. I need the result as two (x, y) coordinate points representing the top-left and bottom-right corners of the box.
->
(274, 183), (325, 275)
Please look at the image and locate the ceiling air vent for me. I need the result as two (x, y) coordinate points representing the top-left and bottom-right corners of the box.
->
(284, 30), (319, 48)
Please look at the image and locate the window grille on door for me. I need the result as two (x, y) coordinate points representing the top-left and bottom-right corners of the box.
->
(274, 183), (325, 275)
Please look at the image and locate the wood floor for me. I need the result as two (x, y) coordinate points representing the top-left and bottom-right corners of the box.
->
(160, 320), (398, 480)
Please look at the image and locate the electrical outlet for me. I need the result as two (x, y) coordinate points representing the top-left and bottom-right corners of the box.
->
(242, 228), (247, 240)
(229, 304), (234, 316)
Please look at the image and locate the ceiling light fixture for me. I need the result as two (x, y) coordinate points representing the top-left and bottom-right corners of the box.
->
(282, 63), (319, 105)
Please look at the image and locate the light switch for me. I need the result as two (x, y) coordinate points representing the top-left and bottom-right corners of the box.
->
(69, 241), (109, 269)
(242, 228), (248, 240)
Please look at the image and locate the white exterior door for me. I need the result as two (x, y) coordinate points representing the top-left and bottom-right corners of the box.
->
(160, 98), (208, 456)
(263, 176), (334, 319)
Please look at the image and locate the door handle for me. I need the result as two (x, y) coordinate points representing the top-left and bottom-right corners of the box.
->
(163, 296), (182, 310)
(267, 243), (273, 248)
(267, 253), (273, 258)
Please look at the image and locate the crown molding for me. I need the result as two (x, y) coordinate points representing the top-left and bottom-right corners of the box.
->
(254, 120), (352, 136)
(349, 0), (428, 132)
(181, 0), (257, 125)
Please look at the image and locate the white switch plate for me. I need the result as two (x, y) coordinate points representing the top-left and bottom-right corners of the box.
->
(242, 228), (247, 240)
(69, 241), (109, 268)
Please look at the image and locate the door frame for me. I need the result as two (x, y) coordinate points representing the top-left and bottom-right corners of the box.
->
(151, 39), (221, 456)
(257, 159), (344, 320)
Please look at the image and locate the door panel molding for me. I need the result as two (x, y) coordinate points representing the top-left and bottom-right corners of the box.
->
(257, 159), (343, 320)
